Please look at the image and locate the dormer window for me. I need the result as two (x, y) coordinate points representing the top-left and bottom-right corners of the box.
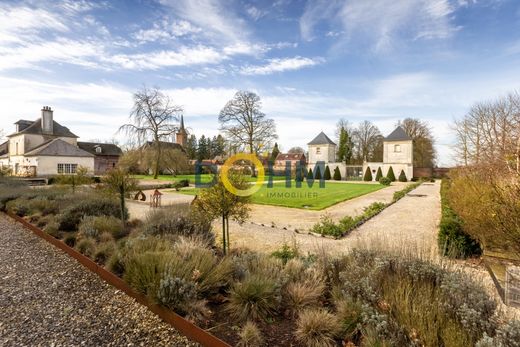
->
(95, 146), (102, 154)
(394, 144), (401, 153)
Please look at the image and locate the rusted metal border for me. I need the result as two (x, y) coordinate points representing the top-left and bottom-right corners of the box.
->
(6, 212), (231, 347)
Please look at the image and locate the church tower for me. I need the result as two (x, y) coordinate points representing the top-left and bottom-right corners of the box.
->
(176, 115), (188, 147)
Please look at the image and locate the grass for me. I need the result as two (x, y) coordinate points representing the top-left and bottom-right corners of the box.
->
(172, 181), (385, 210)
(133, 174), (287, 184)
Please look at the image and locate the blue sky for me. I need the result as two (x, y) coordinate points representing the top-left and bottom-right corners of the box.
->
(0, 0), (519, 165)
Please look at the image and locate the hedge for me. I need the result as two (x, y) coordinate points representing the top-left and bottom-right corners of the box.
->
(386, 166), (396, 181)
(363, 167), (373, 181)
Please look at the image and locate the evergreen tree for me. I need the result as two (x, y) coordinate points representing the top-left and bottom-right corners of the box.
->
(315, 166), (322, 180)
(270, 142), (280, 162)
(324, 166), (331, 180)
(398, 170), (408, 182)
(386, 166), (396, 181)
(295, 166), (304, 182)
(363, 167), (373, 181)
(307, 168), (313, 180)
(333, 167), (341, 180)
(197, 135), (209, 161)
(186, 134), (198, 160)
(214, 134), (226, 157)
(375, 167), (383, 181)
(337, 127), (353, 164)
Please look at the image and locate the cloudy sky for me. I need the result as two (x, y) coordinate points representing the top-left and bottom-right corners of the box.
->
(1, 0), (519, 165)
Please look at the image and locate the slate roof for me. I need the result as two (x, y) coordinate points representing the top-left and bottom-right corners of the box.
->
(0, 141), (8, 157)
(9, 118), (78, 138)
(78, 142), (123, 156)
(385, 126), (412, 142)
(24, 139), (93, 157)
(308, 131), (336, 146)
(275, 153), (306, 161)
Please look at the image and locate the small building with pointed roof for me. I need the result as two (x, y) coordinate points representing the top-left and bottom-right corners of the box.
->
(307, 131), (336, 164)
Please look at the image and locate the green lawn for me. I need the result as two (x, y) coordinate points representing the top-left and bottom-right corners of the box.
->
(133, 174), (287, 184)
(173, 181), (385, 210)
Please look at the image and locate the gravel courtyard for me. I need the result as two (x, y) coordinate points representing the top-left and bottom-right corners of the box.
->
(0, 214), (198, 347)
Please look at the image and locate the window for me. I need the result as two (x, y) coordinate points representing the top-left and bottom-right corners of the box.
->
(95, 146), (102, 153)
(394, 144), (401, 153)
(57, 163), (78, 174)
(316, 147), (321, 154)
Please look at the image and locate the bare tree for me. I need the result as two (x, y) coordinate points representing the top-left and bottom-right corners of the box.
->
(219, 91), (278, 155)
(119, 86), (183, 179)
(353, 121), (381, 163)
(288, 146), (305, 154)
(398, 118), (436, 167)
(334, 118), (354, 142)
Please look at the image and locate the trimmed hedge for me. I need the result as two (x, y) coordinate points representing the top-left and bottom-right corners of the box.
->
(386, 166), (396, 181)
(363, 167), (372, 181)
(438, 179), (481, 258)
(375, 167), (383, 181)
(314, 166), (322, 180)
(398, 170), (407, 182)
(333, 167), (341, 181)
(324, 166), (331, 180)
(307, 168), (313, 180)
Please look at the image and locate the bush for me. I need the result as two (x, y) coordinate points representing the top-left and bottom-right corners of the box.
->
(363, 167), (373, 181)
(323, 166), (331, 180)
(140, 207), (214, 246)
(94, 241), (116, 264)
(271, 241), (299, 264)
(237, 321), (264, 347)
(285, 281), (325, 314)
(63, 233), (77, 247)
(375, 167), (383, 181)
(311, 214), (343, 238)
(379, 177), (391, 186)
(386, 166), (396, 181)
(44, 220), (61, 238)
(333, 167), (341, 181)
(76, 237), (96, 257)
(398, 170), (407, 182)
(78, 215), (125, 241)
(173, 179), (190, 191)
(314, 167), (321, 180)
(295, 308), (341, 347)
(392, 182), (421, 202)
(58, 196), (125, 231)
(227, 275), (281, 322)
(439, 179), (481, 258)
(307, 168), (313, 180)
(156, 274), (198, 315)
(335, 296), (363, 339)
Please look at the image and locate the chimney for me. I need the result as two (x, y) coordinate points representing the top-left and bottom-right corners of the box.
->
(41, 106), (53, 134)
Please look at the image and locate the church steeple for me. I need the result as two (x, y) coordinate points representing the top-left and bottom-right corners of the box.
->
(176, 115), (188, 147)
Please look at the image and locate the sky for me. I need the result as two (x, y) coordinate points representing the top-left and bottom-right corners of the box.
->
(0, 0), (519, 166)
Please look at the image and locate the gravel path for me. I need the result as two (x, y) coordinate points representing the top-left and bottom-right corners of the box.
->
(0, 214), (198, 347)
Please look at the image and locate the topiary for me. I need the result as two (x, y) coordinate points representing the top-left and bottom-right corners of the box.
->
(307, 168), (313, 180)
(324, 166), (331, 180)
(398, 170), (407, 182)
(386, 166), (396, 181)
(363, 167), (373, 181)
(375, 167), (383, 181)
(333, 167), (341, 181)
(379, 177), (391, 186)
(314, 167), (322, 180)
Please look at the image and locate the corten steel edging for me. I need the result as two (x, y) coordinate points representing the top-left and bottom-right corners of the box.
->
(6, 212), (231, 347)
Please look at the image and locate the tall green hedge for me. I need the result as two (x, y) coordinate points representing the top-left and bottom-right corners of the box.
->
(375, 167), (383, 181)
(363, 167), (373, 181)
(333, 167), (342, 180)
(307, 168), (313, 180)
(314, 166), (322, 180)
(386, 166), (396, 181)
(398, 170), (407, 182)
(438, 179), (481, 258)
(324, 166), (331, 180)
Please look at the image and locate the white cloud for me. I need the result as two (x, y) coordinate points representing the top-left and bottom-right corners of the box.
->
(300, 0), (463, 51)
(133, 19), (201, 43)
(240, 56), (323, 75)
(246, 5), (266, 21)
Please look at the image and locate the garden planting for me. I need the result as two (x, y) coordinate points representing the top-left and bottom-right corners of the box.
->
(1, 177), (519, 346)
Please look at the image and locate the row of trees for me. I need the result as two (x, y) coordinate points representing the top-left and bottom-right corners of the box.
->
(335, 118), (436, 167)
(185, 134), (226, 161)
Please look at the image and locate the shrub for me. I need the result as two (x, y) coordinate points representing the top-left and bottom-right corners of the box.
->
(295, 308), (341, 347)
(124, 250), (171, 299)
(237, 321), (264, 347)
(314, 166), (321, 180)
(156, 274), (198, 315)
(0, 179), (29, 211)
(141, 207), (214, 246)
(76, 237), (96, 257)
(439, 179), (481, 258)
(335, 296), (363, 339)
(392, 182), (421, 202)
(44, 220), (61, 238)
(78, 215), (125, 241)
(386, 166), (396, 181)
(173, 179), (190, 191)
(363, 202), (387, 218)
(63, 233), (77, 247)
(271, 241), (299, 264)
(58, 196), (125, 231)
(338, 215), (359, 232)
(94, 241), (116, 264)
(227, 275), (281, 322)
(398, 170), (407, 182)
(6, 199), (30, 216)
(307, 168), (313, 180)
(311, 214), (343, 238)
(333, 167), (341, 181)
(363, 167), (372, 181)
(379, 177), (391, 186)
(285, 281), (325, 314)
(323, 166), (331, 180)
(375, 167), (383, 181)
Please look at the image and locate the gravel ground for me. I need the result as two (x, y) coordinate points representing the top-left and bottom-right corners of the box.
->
(0, 214), (198, 347)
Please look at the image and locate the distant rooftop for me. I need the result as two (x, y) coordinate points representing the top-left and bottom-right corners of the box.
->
(385, 126), (412, 142)
(308, 131), (336, 146)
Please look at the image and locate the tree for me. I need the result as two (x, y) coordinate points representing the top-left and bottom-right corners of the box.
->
(314, 166), (322, 180)
(398, 169), (407, 182)
(307, 168), (313, 180)
(270, 142), (280, 162)
(288, 147), (305, 154)
(193, 172), (250, 254)
(160, 148), (190, 175)
(399, 118), (436, 167)
(186, 134), (198, 160)
(375, 167), (383, 181)
(119, 86), (182, 179)
(363, 167), (373, 181)
(197, 135), (209, 161)
(103, 167), (138, 227)
(333, 166), (341, 180)
(219, 91), (278, 174)
(324, 166), (331, 180)
(386, 166), (396, 181)
(353, 121), (382, 163)
(213, 134), (227, 157)
(337, 126), (354, 164)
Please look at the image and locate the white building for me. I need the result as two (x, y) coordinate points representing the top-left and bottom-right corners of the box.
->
(0, 106), (95, 177)
(307, 126), (413, 181)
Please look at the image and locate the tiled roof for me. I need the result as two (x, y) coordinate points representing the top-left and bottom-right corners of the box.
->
(24, 139), (93, 157)
(9, 118), (78, 138)
(308, 131), (336, 145)
(78, 142), (122, 156)
(275, 153), (306, 161)
(385, 126), (412, 141)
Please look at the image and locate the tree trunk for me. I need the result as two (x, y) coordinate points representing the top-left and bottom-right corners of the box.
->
(226, 217), (230, 253)
(222, 213), (227, 255)
(153, 140), (161, 179)
(120, 184), (126, 228)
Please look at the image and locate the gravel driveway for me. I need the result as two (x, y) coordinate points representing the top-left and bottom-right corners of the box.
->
(0, 214), (198, 347)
